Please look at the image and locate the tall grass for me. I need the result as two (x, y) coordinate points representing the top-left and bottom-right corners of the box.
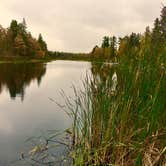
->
(20, 49), (165, 165)
(66, 51), (166, 165)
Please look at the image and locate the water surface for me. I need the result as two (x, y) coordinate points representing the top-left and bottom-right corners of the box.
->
(0, 60), (91, 165)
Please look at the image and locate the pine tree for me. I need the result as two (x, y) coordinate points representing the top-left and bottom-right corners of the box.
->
(145, 26), (151, 43)
(160, 6), (166, 42)
(102, 36), (110, 48)
(152, 18), (162, 47)
(22, 18), (27, 30)
(129, 33), (140, 48)
(19, 18), (27, 34)
(10, 20), (19, 41)
(38, 33), (47, 52)
(110, 36), (117, 58)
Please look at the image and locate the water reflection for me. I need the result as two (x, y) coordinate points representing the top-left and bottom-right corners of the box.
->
(0, 60), (90, 165)
(91, 61), (123, 95)
(0, 63), (46, 100)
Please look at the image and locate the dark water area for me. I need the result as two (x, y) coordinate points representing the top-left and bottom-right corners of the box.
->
(0, 60), (91, 165)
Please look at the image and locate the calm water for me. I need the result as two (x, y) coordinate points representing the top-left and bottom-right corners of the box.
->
(0, 60), (91, 165)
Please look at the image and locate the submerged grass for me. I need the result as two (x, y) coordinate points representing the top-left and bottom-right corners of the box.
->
(64, 51), (166, 165)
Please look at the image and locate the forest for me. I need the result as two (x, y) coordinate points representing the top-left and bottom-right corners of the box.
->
(0, 6), (165, 61)
(0, 19), (47, 57)
(92, 6), (166, 60)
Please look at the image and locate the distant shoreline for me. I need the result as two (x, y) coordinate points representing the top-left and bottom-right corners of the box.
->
(0, 54), (110, 63)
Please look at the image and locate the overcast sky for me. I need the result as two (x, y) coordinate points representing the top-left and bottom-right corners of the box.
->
(0, 0), (164, 52)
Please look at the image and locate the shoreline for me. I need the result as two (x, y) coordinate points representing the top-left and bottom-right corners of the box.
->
(0, 56), (108, 64)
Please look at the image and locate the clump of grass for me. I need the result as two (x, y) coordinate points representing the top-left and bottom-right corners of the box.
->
(65, 52), (166, 165)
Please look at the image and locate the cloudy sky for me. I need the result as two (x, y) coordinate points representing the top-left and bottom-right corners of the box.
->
(0, 0), (164, 52)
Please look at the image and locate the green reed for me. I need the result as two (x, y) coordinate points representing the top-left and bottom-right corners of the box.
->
(66, 51), (166, 165)
(21, 49), (165, 166)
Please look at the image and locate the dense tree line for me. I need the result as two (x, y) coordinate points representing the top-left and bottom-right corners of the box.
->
(0, 19), (47, 57)
(92, 6), (166, 60)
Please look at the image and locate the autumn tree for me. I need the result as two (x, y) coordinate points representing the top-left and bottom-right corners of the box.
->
(0, 19), (48, 57)
(118, 37), (127, 56)
(14, 34), (27, 56)
(0, 25), (7, 55)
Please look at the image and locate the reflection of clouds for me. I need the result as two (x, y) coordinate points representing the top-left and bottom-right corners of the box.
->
(0, 91), (8, 104)
(45, 61), (91, 82)
(46, 68), (63, 80)
(0, 93), (13, 133)
(0, 112), (13, 133)
(0, 61), (90, 163)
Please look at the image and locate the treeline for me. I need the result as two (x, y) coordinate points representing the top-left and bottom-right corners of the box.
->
(0, 19), (47, 57)
(48, 51), (90, 60)
(91, 6), (166, 60)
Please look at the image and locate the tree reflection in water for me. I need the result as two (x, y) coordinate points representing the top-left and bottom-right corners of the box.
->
(0, 63), (46, 101)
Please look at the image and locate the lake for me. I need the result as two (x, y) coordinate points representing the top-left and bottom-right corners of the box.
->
(0, 60), (91, 165)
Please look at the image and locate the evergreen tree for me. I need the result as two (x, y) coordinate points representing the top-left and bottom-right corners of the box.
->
(102, 36), (110, 48)
(110, 36), (117, 58)
(152, 18), (162, 47)
(144, 26), (151, 43)
(38, 33), (47, 52)
(10, 20), (19, 41)
(22, 18), (27, 30)
(19, 18), (27, 34)
(129, 33), (140, 48)
(160, 6), (166, 42)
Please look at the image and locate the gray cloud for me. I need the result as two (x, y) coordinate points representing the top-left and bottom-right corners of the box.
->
(0, 0), (162, 52)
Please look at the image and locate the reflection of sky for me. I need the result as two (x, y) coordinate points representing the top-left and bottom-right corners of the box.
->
(0, 60), (91, 165)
